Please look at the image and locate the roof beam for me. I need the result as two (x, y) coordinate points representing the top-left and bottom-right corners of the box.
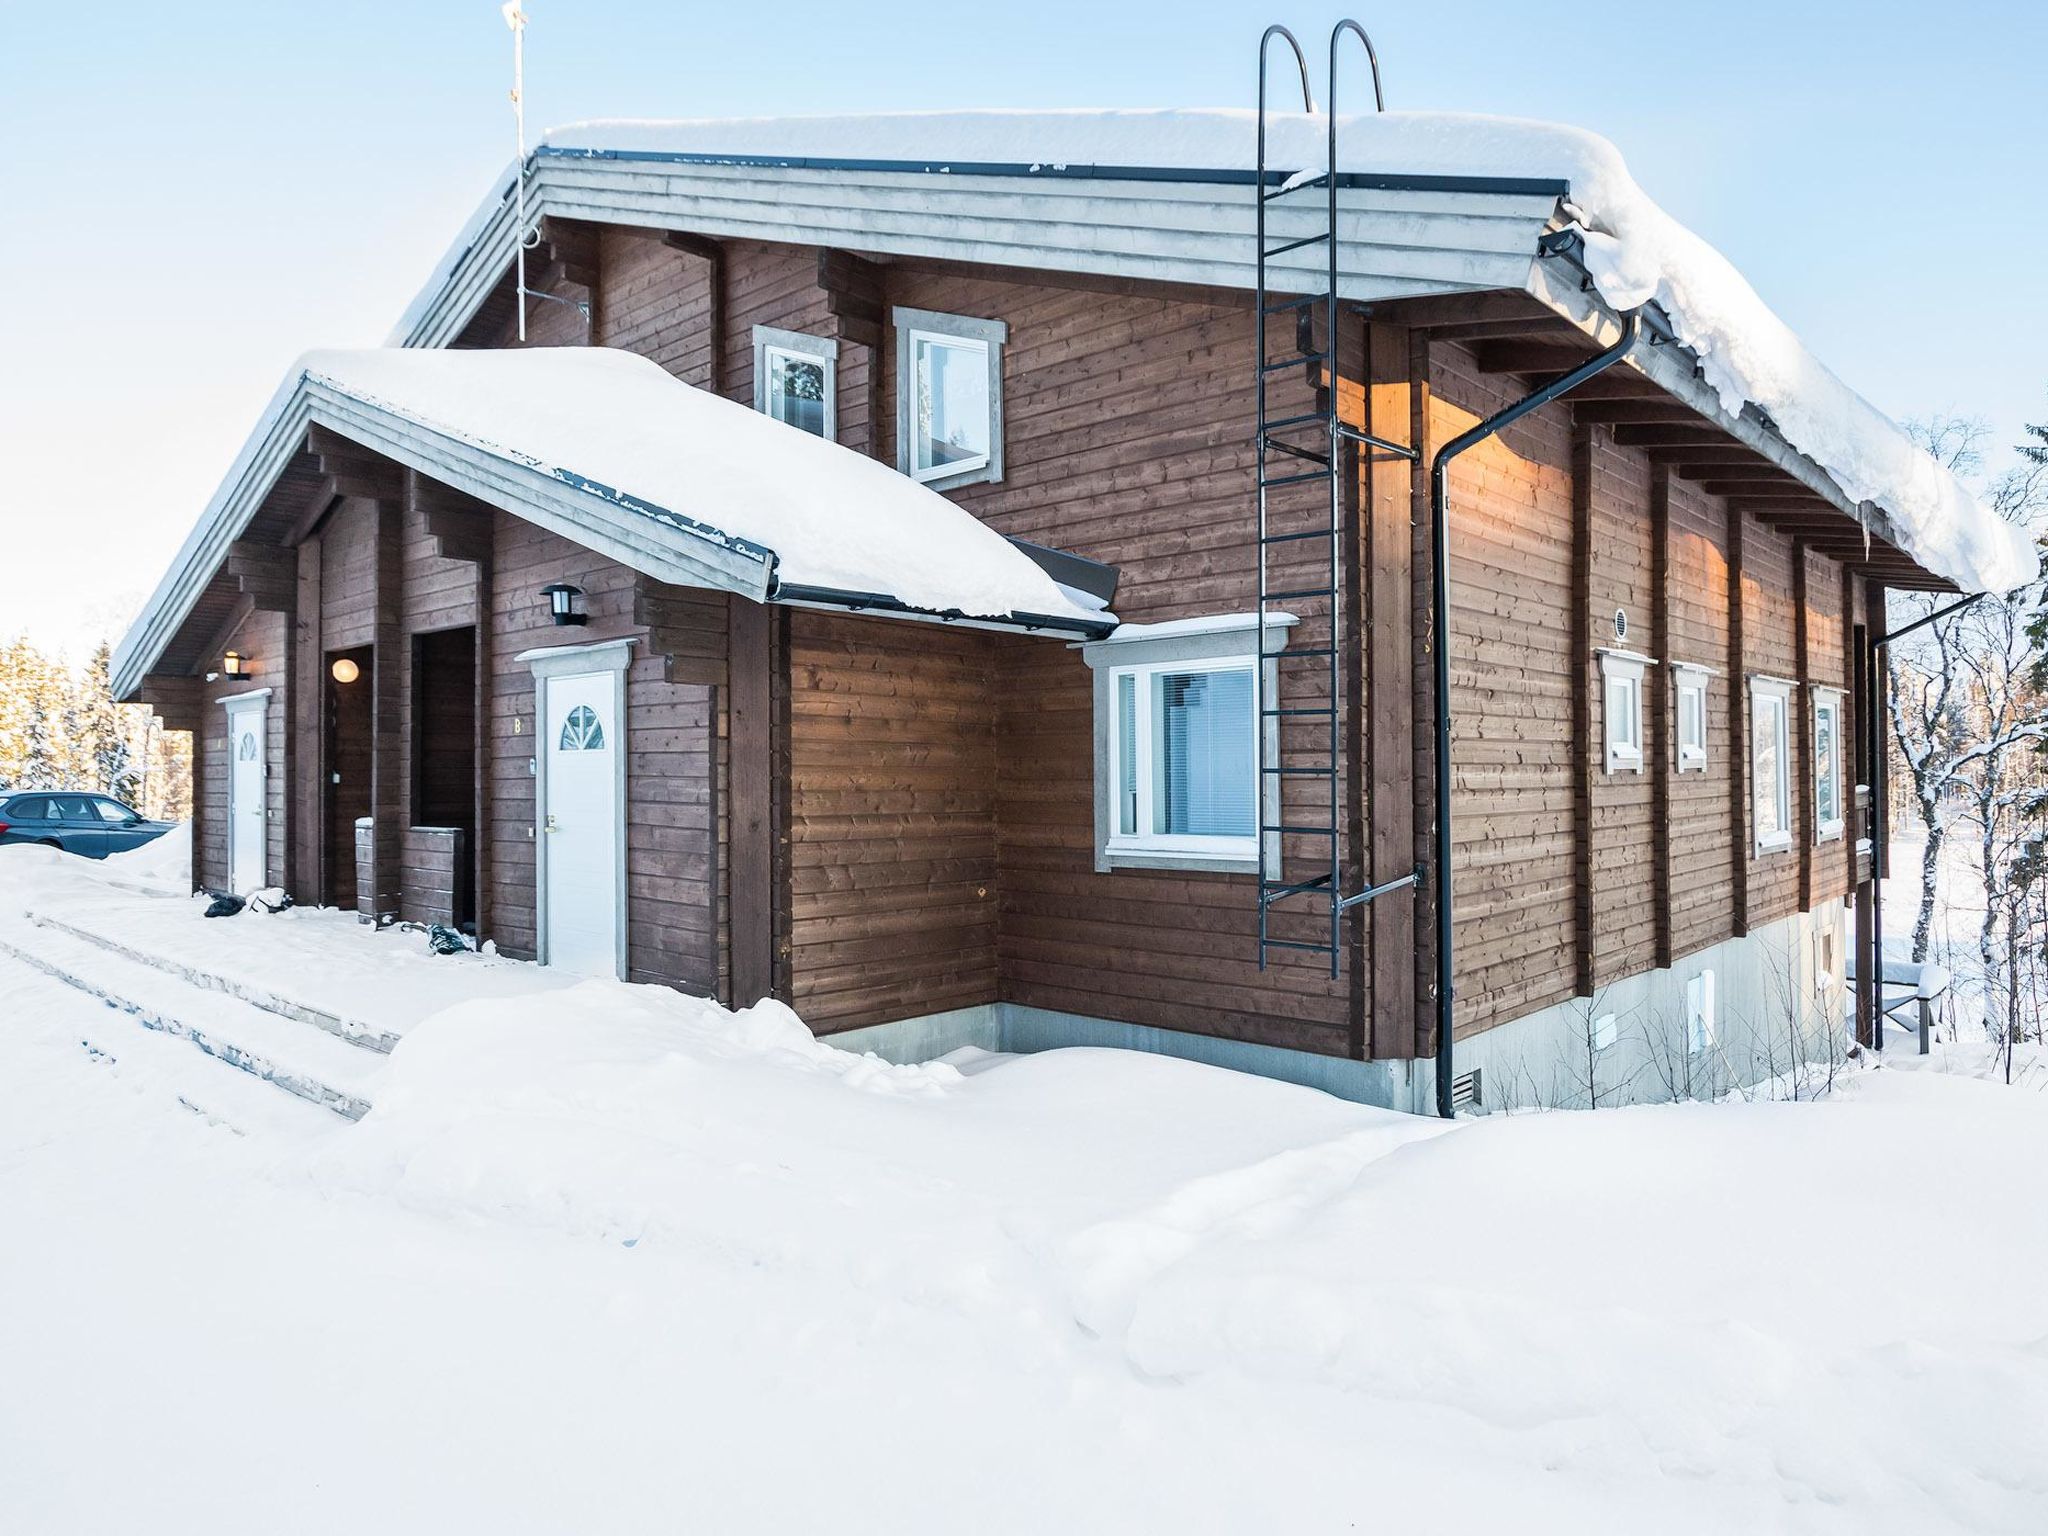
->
(226, 540), (297, 617)
(1571, 399), (1710, 425)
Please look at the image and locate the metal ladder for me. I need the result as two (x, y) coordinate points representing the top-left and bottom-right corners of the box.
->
(1254, 21), (1422, 976)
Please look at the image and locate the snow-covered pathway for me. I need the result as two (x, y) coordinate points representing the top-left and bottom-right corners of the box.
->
(4, 839), (2047, 1534)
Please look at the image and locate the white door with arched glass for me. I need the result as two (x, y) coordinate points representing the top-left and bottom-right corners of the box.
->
(537, 658), (626, 978)
(222, 690), (269, 893)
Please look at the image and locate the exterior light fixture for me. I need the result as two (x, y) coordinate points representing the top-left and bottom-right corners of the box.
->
(541, 582), (589, 627)
(222, 650), (250, 680)
(330, 657), (361, 685)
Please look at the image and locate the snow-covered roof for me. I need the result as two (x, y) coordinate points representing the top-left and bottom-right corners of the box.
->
(392, 108), (2035, 595)
(112, 348), (1107, 698)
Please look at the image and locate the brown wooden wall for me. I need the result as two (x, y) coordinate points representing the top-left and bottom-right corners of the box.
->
(157, 222), (1884, 1064)
(787, 611), (998, 1030)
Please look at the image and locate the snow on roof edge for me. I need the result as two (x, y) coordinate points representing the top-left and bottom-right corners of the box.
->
(522, 108), (2037, 594)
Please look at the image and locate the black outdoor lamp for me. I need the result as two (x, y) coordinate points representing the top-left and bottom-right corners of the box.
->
(541, 583), (588, 626)
(221, 650), (251, 680)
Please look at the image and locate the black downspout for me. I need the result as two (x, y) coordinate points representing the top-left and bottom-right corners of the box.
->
(1429, 311), (1643, 1118)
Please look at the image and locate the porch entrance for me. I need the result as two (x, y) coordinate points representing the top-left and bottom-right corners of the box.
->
(223, 691), (268, 893)
(412, 626), (480, 928)
(538, 659), (625, 978)
(324, 646), (373, 908)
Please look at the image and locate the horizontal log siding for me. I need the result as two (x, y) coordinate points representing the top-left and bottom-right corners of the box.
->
(1804, 544), (1853, 905)
(1586, 426), (1659, 985)
(787, 611), (999, 1030)
(597, 227), (716, 386)
(487, 517), (720, 994)
(1740, 513), (1803, 927)
(1430, 344), (1579, 1039)
(871, 269), (1349, 1047)
(196, 607), (288, 891)
(1665, 478), (1738, 960)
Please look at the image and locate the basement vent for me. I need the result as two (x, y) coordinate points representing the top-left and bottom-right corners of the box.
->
(1450, 1068), (1483, 1112)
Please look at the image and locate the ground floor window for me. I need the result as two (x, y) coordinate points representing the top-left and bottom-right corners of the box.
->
(1598, 649), (1650, 774)
(1812, 686), (1845, 843)
(1749, 676), (1795, 855)
(1673, 662), (1710, 773)
(1081, 613), (1292, 875)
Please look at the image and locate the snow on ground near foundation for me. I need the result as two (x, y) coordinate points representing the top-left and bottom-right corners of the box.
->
(538, 109), (2034, 595)
(297, 347), (1101, 627)
(5, 849), (2048, 1533)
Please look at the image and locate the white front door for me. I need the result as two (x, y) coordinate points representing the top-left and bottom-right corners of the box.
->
(541, 669), (622, 977)
(225, 695), (267, 893)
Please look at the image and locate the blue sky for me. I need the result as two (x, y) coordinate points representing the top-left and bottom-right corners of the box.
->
(1, 0), (2041, 655)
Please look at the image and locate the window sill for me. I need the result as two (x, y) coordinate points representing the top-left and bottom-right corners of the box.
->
(1816, 824), (1845, 844)
(910, 462), (998, 495)
(1753, 836), (1795, 859)
(1099, 846), (1263, 877)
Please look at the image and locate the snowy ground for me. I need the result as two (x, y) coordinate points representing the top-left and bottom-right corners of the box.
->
(4, 834), (2047, 1534)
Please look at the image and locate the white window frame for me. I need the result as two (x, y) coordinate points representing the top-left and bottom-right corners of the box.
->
(1812, 686), (1846, 844)
(1672, 662), (1711, 774)
(1749, 676), (1796, 856)
(1598, 649), (1651, 774)
(893, 306), (1007, 492)
(751, 326), (838, 441)
(1104, 655), (1261, 865)
(1080, 614), (1293, 876)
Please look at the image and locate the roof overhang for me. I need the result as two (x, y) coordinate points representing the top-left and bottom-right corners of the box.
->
(393, 150), (1566, 350)
(113, 349), (1113, 700)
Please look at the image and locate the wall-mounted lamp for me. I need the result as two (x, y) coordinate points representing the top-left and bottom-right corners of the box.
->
(222, 650), (251, 681)
(541, 582), (588, 627)
(330, 657), (361, 685)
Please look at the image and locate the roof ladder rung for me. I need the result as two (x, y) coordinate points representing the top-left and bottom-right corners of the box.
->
(1258, 526), (1336, 545)
(1261, 586), (1334, 601)
(1258, 470), (1329, 491)
(1260, 293), (1326, 315)
(1259, 353), (1325, 374)
(1259, 938), (1339, 955)
(1263, 439), (1331, 468)
(1263, 231), (1331, 257)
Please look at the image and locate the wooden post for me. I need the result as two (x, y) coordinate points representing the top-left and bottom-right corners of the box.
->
(728, 595), (778, 1006)
(1364, 321), (1417, 1060)
(1793, 540), (1814, 914)
(1727, 505), (1751, 937)
(370, 498), (405, 917)
(1648, 465), (1674, 969)
(293, 539), (323, 904)
(1570, 422), (1597, 996)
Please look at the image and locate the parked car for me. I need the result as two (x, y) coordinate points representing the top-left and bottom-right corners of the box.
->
(0, 792), (173, 860)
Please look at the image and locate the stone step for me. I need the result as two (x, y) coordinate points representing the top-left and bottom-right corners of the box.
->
(0, 924), (384, 1120)
(25, 909), (400, 1054)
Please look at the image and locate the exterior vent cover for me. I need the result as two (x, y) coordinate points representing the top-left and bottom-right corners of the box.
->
(1450, 1067), (1483, 1112)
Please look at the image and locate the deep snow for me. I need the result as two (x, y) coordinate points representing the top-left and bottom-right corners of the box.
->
(4, 839), (2047, 1533)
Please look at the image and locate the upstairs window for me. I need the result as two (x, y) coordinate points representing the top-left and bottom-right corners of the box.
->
(1813, 686), (1845, 842)
(1673, 663), (1709, 773)
(1082, 614), (1291, 875)
(894, 307), (1006, 491)
(752, 327), (837, 440)
(1750, 676), (1795, 855)
(1598, 650), (1650, 774)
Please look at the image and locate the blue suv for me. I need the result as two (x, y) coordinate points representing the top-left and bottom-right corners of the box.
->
(0, 792), (174, 860)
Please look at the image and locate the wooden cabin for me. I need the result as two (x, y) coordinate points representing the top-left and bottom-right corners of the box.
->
(113, 107), (2029, 1113)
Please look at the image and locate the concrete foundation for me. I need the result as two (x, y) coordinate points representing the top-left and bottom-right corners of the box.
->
(823, 903), (1852, 1116)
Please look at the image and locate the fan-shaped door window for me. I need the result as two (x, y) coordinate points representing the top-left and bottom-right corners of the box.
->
(558, 704), (606, 752)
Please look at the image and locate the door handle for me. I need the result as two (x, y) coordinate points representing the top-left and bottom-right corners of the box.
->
(544, 814), (558, 833)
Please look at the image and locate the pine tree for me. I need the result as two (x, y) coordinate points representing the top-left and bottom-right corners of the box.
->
(76, 642), (138, 800)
